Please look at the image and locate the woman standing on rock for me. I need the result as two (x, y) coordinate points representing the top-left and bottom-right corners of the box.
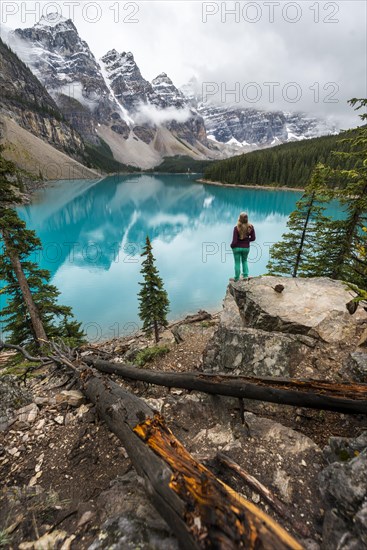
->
(230, 212), (256, 281)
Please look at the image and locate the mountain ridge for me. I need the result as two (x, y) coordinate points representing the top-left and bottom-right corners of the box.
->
(2, 13), (339, 170)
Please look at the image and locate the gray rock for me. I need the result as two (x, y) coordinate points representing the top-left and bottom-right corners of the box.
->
(89, 470), (178, 550)
(203, 277), (367, 377)
(172, 322), (214, 344)
(229, 277), (366, 343)
(358, 326), (367, 347)
(196, 100), (336, 148)
(344, 352), (367, 382)
(323, 432), (367, 464)
(0, 375), (33, 431)
(355, 502), (367, 546)
(321, 509), (354, 550)
(55, 390), (85, 407)
(243, 412), (321, 455)
(16, 403), (39, 423)
(203, 288), (308, 376)
(319, 450), (367, 516)
(319, 443), (367, 549)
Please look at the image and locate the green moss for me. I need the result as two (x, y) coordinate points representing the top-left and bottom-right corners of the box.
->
(338, 449), (351, 461)
(135, 345), (170, 366)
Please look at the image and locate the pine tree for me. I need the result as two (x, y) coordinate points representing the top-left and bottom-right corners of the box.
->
(346, 227), (367, 305)
(305, 99), (367, 289)
(0, 154), (85, 348)
(267, 164), (331, 277)
(138, 236), (170, 343)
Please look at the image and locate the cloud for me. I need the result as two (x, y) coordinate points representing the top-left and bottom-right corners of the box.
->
(2, 1), (366, 128)
(133, 103), (192, 126)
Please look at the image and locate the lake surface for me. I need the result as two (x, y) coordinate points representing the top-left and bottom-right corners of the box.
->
(11, 174), (303, 341)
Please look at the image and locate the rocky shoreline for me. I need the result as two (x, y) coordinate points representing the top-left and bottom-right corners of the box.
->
(196, 178), (304, 192)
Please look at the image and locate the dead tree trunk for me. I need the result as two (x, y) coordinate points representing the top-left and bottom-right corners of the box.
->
(85, 357), (367, 415)
(79, 367), (303, 549)
(0, 336), (304, 549)
(2, 230), (48, 346)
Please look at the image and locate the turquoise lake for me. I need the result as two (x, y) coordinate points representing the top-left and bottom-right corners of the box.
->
(4, 174), (304, 342)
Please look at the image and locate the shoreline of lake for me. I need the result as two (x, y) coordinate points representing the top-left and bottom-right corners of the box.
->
(196, 178), (304, 192)
(16, 174), (304, 334)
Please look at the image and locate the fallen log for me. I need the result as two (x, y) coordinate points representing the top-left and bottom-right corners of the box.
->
(85, 357), (367, 414)
(217, 453), (311, 538)
(80, 367), (303, 549)
(171, 310), (213, 343)
(171, 310), (212, 327)
(1, 339), (304, 549)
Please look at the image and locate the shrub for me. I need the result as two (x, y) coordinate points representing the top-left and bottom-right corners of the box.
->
(135, 345), (170, 366)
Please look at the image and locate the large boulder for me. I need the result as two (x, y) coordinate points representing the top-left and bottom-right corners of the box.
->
(230, 276), (365, 343)
(203, 277), (367, 376)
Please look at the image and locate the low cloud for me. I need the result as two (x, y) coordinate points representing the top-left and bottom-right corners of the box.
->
(134, 103), (192, 126)
(0, 26), (42, 76)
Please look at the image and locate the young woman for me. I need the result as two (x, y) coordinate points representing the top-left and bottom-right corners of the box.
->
(230, 212), (256, 281)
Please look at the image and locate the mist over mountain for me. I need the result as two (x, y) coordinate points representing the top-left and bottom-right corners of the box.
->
(1, 12), (338, 169)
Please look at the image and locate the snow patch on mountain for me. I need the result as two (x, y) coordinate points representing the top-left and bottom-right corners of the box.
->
(99, 56), (134, 126)
(34, 13), (70, 29)
(151, 73), (187, 109)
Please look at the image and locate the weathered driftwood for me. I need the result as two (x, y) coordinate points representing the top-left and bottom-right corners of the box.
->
(80, 367), (303, 549)
(172, 310), (212, 326)
(217, 453), (310, 538)
(85, 357), (367, 414)
(171, 310), (212, 343)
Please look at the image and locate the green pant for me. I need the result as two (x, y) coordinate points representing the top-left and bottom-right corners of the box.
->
(232, 247), (250, 281)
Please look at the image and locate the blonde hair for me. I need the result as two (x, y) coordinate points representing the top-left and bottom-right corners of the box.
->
(236, 212), (251, 239)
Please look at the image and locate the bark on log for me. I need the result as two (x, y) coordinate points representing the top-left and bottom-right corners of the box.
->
(85, 357), (367, 415)
(79, 367), (303, 549)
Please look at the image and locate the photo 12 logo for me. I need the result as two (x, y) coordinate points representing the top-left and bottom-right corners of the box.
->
(83, 320), (140, 342)
(1, 1), (140, 25)
(201, 81), (340, 105)
(202, 1), (340, 24)
(201, 241), (275, 264)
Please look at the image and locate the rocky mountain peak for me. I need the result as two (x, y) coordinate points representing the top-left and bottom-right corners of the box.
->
(16, 13), (83, 55)
(34, 13), (75, 31)
(11, 16), (126, 143)
(151, 72), (186, 109)
(101, 50), (139, 78)
(100, 49), (153, 111)
(14, 16), (99, 87)
(153, 72), (168, 81)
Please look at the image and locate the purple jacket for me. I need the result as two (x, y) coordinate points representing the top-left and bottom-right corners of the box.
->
(230, 225), (256, 249)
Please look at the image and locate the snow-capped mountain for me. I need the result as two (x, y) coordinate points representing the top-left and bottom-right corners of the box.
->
(151, 73), (187, 109)
(7, 14), (213, 166)
(0, 36), (97, 179)
(100, 49), (154, 112)
(197, 103), (337, 147)
(99, 50), (207, 145)
(15, 14), (107, 97)
(3, 12), (337, 168)
(12, 14), (129, 143)
(181, 77), (337, 149)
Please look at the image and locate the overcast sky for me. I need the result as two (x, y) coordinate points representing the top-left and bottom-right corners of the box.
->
(2, 0), (366, 128)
